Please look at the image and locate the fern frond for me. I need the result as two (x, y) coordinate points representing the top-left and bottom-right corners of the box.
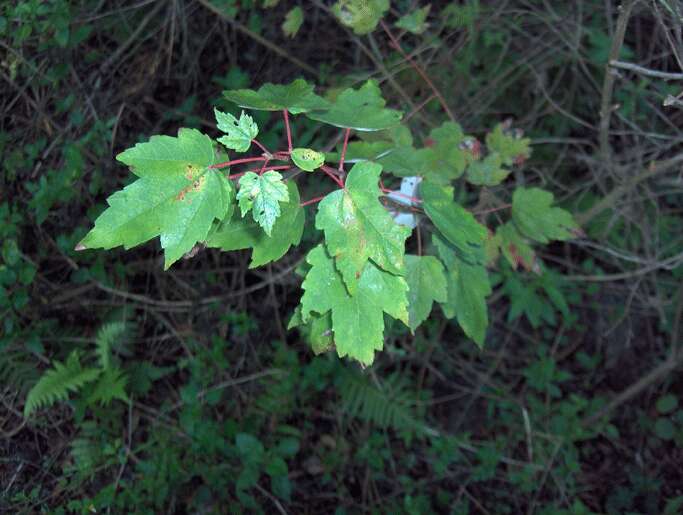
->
(94, 321), (127, 370)
(24, 351), (101, 417)
(338, 370), (423, 434)
(87, 367), (129, 406)
(0, 348), (41, 394)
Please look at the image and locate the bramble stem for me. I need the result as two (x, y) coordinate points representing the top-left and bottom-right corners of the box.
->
(258, 158), (270, 176)
(300, 195), (326, 207)
(380, 184), (422, 204)
(339, 128), (351, 172)
(283, 109), (292, 152)
(210, 156), (266, 169)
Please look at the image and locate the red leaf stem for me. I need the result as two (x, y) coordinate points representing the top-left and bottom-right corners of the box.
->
(210, 156), (266, 169)
(338, 128), (351, 172)
(300, 195), (327, 207)
(283, 109), (292, 152)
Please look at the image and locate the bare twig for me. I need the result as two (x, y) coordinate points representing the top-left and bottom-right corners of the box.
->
(609, 59), (683, 80)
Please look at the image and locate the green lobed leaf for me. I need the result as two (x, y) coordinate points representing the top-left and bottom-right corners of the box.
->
(282, 6), (304, 38)
(422, 121), (468, 182)
(404, 255), (447, 331)
(434, 235), (491, 347)
(223, 79), (330, 114)
(332, 0), (390, 35)
(396, 4), (431, 34)
(421, 180), (487, 264)
(237, 171), (290, 236)
(377, 146), (433, 177)
(326, 140), (394, 164)
(207, 181), (304, 268)
(300, 244), (409, 365)
(315, 161), (411, 293)
(486, 123), (531, 165)
(78, 128), (234, 269)
(214, 108), (258, 153)
(307, 80), (402, 131)
(466, 153), (510, 186)
(512, 187), (580, 244)
(291, 147), (325, 171)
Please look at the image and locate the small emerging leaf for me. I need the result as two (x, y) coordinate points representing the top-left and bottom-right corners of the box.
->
(282, 6), (304, 38)
(214, 109), (259, 153)
(466, 153), (510, 186)
(396, 4), (431, 35)
(486, 122), (531, 166)
(237, 171), (289, 236)
(291, 147), (325, 171)
(332, 0), (389, 35)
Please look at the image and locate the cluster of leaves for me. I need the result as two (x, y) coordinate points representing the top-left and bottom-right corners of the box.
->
(78, 78), (580, 366)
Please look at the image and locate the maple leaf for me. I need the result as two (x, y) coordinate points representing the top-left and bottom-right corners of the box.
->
(315, 161), (411, 293)
(512, 188), (580, 244)
(404, 255), (448, 331)
(307, 80), (402, 131)
(300, 245), (409, 365)
(206, 181), (304, 268)
(78, 128), (233, 269)
(332, 0), (390, 35)
(466, 153), (510, 186)
(223, 79), (329, 114)
(396, 5), (431, 34)
(494, 222), (540, 273)
(421, 180), (487, 264)
(214, 108), (258, 153)
(486, 122), (531, 165)
(434, 235), (492, 347)
(236, 171), (289, 236)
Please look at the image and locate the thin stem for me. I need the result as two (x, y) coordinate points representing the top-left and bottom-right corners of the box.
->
(338, 128), (351, 172)
(380, 186), (422, 204)
(321, 166), (345, 188)
(380, 20), (455, 123)
(473, 203), (511, 215)
(283, 109), (292, 152)
(300, 195), (326, 207)
(210, 156), (266, 169)
(258, 158), (270, 176)
(251, 138), (271, 155)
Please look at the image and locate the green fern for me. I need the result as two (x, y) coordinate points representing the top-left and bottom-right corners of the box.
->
(87, 367), (129, 406)
(94, 321), (127, 370)
(23, 351), (101, 417)
(337, 369), (424, 434)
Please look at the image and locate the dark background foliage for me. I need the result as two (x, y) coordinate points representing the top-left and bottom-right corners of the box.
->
(1, 1), (682, 513)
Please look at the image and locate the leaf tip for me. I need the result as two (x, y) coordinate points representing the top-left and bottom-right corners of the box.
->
(74, 242), (87, 252)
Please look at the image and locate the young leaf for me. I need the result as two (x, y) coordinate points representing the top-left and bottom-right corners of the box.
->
(466, 153), (510, 186)
(223, 79), (330, 114)
(282, 6), (304, 38)
(291, 147), (325, 171)
(288, 308), (334, 355)
(494, 222), (539, 273)
(404, 255), (447, 331)
(486, 123), (531, 165)
(300, 245), (409, 365)
(421, 180), (487, 264)
(396, 5), (431, 34)
(78, 128), (234, 269)
(307, 80), (402, 131)
(207, 181), (304, 268)
(237, 171), (289, 236)
(315, 161), (411, 293)
(512, 187), (580, 244)
(214, 108), (258, 152)
(396, 4), (432, 34)
(435, 235), (491, 347)
(332, 0), (389, 35)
